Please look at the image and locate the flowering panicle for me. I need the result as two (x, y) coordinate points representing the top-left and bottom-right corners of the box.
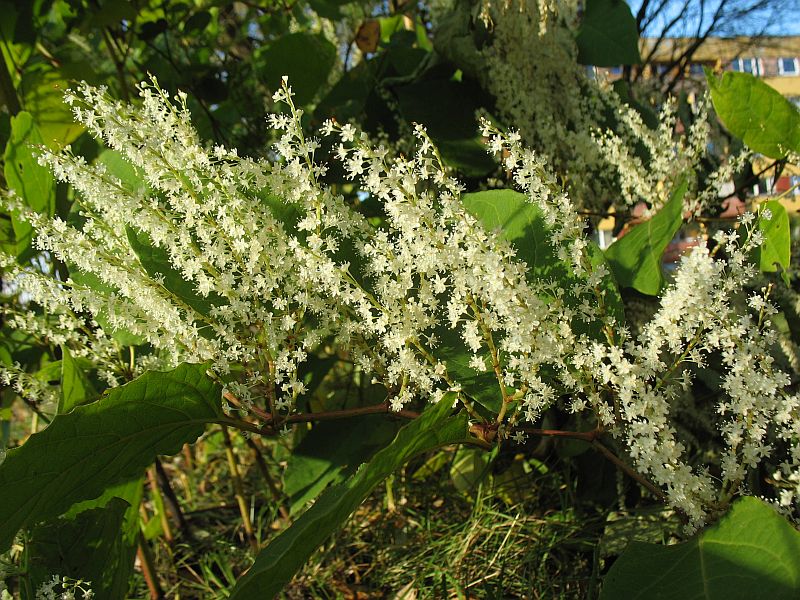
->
(476, 0), (613, 207)
(35, 575), (93, 600)
(574, 213), (799, 525)
(0, 361), (58, 409)
(594, 93), (748, 216)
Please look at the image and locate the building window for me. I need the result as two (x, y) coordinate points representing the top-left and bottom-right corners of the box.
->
(731, 57), (761, 75)
(754, 176), (774, 196)
(608, 66), (623, 76)
(791, 176), (800, 196)
(596, 228), (615, 250)
(778, 57), (799, 75)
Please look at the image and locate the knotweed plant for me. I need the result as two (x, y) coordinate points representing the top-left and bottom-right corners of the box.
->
(2, 79), (799, 533)
(453, 0), (746, 215)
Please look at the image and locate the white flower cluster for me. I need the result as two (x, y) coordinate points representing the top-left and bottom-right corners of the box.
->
(36, 575), (93, 600)
(0, 271), (136, 389)
(0, 361), (58, 408)
(2, 79), (798, 528)
(477, 0), (614, 207)
(314, 117), (602, 414)
(594, 93), (750, 216)
(462, 0), (746, 216)
(576, 220), (798, 525)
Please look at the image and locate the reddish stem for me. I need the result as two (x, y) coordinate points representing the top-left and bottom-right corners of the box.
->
(520, 427), (600, 442)
(224, 392), (419, 432)
(520, 427), (668, 502)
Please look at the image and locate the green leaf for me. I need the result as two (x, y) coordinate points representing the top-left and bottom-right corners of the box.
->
(182, 10), (211, 34)
(284, 415), (401, 515)
(138, 18), (168, 41)
(706, 70), (800, 159)
(96, 149), (145, 192)
(230, 394), (470, 598)
(0, 325), (44, 370)
(461, 189), (561, 276)
(315, 64), (371, 124)
(435, 325), (505, 414)
(126, 226), (226, 318)
(601, 497), (800, 599)
(576, 0), (641, 67)
(256, 33), (336, 105)
(28, 490), (142, 600)
(59, 346), (98, 414)
(450, 446), (490, 492)
(586, 241), (626, 325)
(3, 111), (56, 259)
(379, 15), (406, 43)
(435, 138), (497, 177)
(19, 71), (84, 148)
(599, 506), (681, 559)
(461, 189), (624, 322)
(605, 178), (687, 295)
(755, 200), (791, 284)
(64, 476), (144, 520)
(0, 363), (221, 552)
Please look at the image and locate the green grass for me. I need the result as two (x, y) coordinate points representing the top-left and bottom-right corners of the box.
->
(122, 435), (611, 599)
(282, 447), (608, 599)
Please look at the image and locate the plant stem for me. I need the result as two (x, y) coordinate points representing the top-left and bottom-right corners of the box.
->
(590, 440), (668, 503)
(136, 530), (163, 600)
(146, 466), (173, 544)
(224, 392), (419, 432)
(244, 436), (290, 520)
(221, 425), (259, 551)
(101, 28), (130, 101)
(520, 427), (668, 503)
(520, 427), (600, 442)
(154, 458), (194, 541)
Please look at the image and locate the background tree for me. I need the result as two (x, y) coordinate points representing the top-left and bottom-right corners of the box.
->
(628, 0), (800, 91)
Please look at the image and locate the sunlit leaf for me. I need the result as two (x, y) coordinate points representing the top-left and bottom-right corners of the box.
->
(755, 200), (791, 284)
(706, 70), (800, 159)
(3, 111), (55, 259)
(59, 346), (98, 414)
(19, 72), (84, 148)
(605, 178), (687, 295)
(601, 497), (800, 599)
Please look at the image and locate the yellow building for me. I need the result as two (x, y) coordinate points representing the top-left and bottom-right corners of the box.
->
(640, 35), (800, 101)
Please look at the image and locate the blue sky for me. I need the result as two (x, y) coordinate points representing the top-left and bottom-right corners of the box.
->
(627, 0), (800, 37)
